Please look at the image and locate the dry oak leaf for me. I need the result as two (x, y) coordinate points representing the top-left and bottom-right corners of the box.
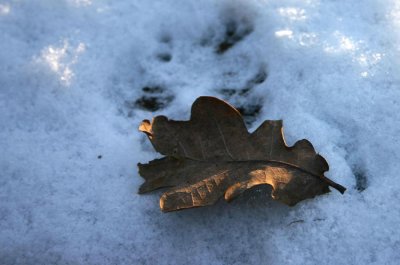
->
(138, 96), (345, 212)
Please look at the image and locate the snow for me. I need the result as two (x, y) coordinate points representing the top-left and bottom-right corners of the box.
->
(1, 0), (400, 264)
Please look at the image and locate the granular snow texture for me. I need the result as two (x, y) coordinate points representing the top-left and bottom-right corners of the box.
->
(1, 0), (400, 264)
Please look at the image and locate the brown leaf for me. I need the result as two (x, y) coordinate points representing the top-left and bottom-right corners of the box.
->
(138, 96), (345, 212)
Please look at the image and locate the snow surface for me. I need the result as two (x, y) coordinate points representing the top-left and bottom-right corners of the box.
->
(1, 0), (400, 264)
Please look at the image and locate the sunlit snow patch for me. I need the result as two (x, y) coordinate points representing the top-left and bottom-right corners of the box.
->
(0, 3), (10, 15)
(275, 29), (293, 38)
(69, 0), (92, 7)
(37, 40), (86, 86)
(324, 31), (358, 53)
(278, 7), (306, 21)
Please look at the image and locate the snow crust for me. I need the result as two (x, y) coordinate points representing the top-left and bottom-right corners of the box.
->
(1, 0), (400, 264)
